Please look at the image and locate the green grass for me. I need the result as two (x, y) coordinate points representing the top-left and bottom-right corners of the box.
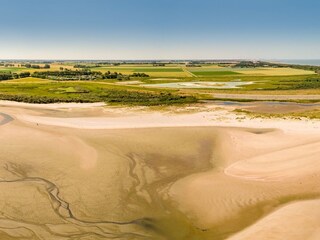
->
(0, 81), (196, 105)
(0, 67), (22, 72)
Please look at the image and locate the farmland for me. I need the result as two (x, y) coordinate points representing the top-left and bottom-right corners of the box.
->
(0, 60), (319, 104)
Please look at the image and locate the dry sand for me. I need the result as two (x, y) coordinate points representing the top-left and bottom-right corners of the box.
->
(0, 101), (319, 240)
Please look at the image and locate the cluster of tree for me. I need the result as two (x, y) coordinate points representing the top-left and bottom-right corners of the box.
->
(130, 73), (149, 77)
(186, 64), (201, 67)
(23, 64), (50, 69)
(73, 64), (101, 68)
(233, 61), (269, 68)
(32, 69), (102, 80)
(103, 71), (127, 80)
(31, 69), (149, 81)
(0, 63), (15, 67)
(153, 63), (166, 66)
(0, 73), (12, 80)
(0, 72), (30, 80)
(217, 63), (233, 67)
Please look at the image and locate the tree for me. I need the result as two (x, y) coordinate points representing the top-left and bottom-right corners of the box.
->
(19, 72), (31, 78)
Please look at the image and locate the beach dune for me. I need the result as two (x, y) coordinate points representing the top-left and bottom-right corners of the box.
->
(0, 101), (319, 239)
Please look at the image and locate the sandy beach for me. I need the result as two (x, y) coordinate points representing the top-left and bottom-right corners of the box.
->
(0, 100), (319, 240)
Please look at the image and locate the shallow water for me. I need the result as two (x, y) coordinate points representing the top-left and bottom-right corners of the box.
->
(0, 112), (13, 125)
(274, 59), (320, 66)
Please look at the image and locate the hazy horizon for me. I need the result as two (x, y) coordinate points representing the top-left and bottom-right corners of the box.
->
(1, 0), (320, 60)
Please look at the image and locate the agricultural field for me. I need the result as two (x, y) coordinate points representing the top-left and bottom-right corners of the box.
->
(188, 66), (315, 77)
(91, 64), (316, 78)
(0, 61), (319, 104)
(92, 66), (191, 77)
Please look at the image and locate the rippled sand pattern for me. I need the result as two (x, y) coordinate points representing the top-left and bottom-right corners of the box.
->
(0, 105), (320, 240)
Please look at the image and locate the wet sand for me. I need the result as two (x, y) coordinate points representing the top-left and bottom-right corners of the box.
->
(0, 112), (13, 125)
(0, 101), (319, 240)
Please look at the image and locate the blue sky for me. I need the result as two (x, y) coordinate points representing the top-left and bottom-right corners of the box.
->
(0, 0), (320, 60)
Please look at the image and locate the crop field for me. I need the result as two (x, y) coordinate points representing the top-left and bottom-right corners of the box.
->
(190, 71), (240, 76)
(91, 65), (316, 78)
(3, 77), (52, 83)
(187, 67), (315, 76)
(1, 63), (316, 78)
(235, 67), (316, 76)
(0, 67), (22, 72)
(92, 66), (191, 77)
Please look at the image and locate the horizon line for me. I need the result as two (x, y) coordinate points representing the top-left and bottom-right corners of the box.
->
(1, 58), (320, 61)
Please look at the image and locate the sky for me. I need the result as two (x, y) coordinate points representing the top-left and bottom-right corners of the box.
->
(0, 0), (320, 60)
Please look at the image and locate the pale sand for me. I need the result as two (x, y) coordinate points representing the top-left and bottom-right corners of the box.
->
(0, 100), (106, 109)
(12, 105), (320, 134)
(0, 101), (319, 239)
(228, 199), (320, 240)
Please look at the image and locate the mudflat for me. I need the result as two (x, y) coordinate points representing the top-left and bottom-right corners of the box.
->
(0, 101), (319, 240)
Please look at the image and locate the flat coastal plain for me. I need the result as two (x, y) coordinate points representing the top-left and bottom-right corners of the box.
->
(0, 101), (320, 240)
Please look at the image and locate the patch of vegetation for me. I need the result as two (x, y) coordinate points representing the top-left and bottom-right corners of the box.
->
(31, 69), (149, 81)
(0, 82), (196, 105)
(264, 78), (320, 90)
(234, 108), (320, 120)
(32, 70), (99, 80)
(0, 72), (31, 80)
(130, 73), (149, 77)
(22, 64), (50, 69)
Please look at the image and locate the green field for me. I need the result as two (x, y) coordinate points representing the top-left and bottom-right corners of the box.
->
(1, 63), (316, 78)
(0, 78), (196, 105)
(0, 67), (22, 72)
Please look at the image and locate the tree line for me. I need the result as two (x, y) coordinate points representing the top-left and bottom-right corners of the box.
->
(31, 69), (149, 81)
(0, 72), (31, 80)
(22, 64), (51, 69)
